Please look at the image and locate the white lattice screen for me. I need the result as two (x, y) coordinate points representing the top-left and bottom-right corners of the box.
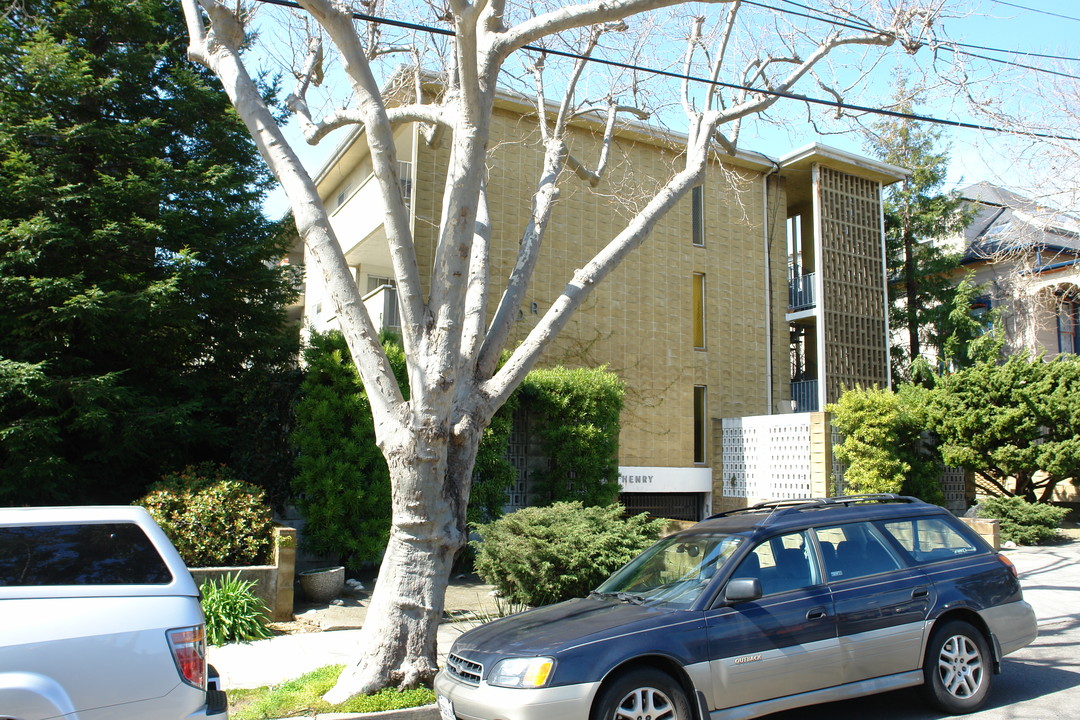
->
(721, 415), (814, 499)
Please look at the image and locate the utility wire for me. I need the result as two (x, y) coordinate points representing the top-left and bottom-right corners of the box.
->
(991, 0), (1080, 23)
(748, 0), (1080, 77)
(251, 0), (1080, 142)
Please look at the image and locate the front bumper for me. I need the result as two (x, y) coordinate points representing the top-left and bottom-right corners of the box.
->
(434, 668), (599, 720)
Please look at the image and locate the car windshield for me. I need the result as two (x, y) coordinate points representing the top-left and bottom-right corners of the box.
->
(595, 533), (743, 608)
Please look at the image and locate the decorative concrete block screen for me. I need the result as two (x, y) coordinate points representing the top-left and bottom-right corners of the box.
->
(941, 466), (968, 513)
(722, 414), (814, 499)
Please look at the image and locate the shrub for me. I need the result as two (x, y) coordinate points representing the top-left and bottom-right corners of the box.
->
(291, 330), (518, 567)
(199, 573), (273, 646)
(136, 463), (274, 567)
(976, 496), (1069, 545)
(520, 368), (624, 506)
(290, 331), (398, 570)
(828, 383), (945, 504)
(472, 502), (665, 606)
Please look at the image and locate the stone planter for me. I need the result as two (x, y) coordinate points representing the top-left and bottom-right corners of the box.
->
(299, 565), (345, 603)
(188, 524), (297, 621)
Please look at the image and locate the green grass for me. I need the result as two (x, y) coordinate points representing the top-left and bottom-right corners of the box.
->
(228, 665), (436, 719)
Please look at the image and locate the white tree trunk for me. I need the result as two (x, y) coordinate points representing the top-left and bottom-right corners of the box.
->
(325, 426), (480, 700)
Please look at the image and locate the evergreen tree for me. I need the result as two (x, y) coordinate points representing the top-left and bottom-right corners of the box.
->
(0, 0), (299, 504)
(865, 83), (968, 381)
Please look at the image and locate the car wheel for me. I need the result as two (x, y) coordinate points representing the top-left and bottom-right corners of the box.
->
(591, 667), (691, 720)
(920, 619), (992, 714)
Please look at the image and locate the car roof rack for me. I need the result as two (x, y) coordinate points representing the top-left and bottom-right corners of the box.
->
(705, 494), (923, 526)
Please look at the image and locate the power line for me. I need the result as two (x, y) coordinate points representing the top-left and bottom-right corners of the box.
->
(250, 0), (1080, 143)
(991, 0), (1080, 23)
(750, 0), (1080, 77)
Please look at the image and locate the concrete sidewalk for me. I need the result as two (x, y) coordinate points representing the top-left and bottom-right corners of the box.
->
(209, 622), (469, 692)
(208, 573), (497, 691)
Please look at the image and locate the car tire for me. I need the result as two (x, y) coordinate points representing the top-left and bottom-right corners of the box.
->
(920, 619), (992, 714)
(591, 667), (691, 720)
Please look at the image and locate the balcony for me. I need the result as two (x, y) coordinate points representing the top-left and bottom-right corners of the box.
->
(791, 379), (819, 412)
(788, 272), (816, 311)
(363, 284), (401, 333)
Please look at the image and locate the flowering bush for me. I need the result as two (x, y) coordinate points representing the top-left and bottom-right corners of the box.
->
(137, 463), (274, 567)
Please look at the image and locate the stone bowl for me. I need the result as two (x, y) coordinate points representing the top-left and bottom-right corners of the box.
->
(298, 565), (345, 603)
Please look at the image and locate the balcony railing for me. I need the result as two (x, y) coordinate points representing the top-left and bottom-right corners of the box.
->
(791, 379), (819, 412)
(363, 285), (401, 333)
(789, 272), (816, 311)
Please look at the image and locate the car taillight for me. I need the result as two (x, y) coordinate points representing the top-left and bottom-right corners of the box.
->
(167, 625), (207, 689)
(997, 552), (1019, 577)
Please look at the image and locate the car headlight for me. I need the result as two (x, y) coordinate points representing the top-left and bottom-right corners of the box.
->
(487, 657), (554, 688)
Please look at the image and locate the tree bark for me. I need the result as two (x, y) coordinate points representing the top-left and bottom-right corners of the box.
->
(324, 422), (481, 700)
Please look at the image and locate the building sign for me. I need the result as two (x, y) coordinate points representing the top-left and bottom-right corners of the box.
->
(618, 466), (712, 493)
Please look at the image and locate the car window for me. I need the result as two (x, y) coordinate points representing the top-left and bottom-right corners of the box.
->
(596, 533), (743, 608)
(878, 517), (980, 564)
(814, 522), (901, 581)
(732, 531), (819, 596)
(0, 523), (172, 586)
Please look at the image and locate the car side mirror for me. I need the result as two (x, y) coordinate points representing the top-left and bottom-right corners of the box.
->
(725, 577), (762, 603)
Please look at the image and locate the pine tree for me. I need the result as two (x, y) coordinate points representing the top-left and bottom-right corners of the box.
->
(865, 82), (968, 381)
(0, 0), (299, 504)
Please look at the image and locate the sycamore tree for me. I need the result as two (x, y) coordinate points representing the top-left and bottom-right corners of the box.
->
(177, 0), (952, 699)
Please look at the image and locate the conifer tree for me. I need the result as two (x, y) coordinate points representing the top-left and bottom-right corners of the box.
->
(866, 83), (968, 380)
(0, 0), (299, 503)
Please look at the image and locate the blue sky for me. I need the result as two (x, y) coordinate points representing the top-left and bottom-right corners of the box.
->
(258, 0), (1080, 217)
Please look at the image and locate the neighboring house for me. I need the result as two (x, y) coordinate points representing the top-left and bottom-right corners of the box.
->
(942, 182), (1080, 358)
(290, 86), (904, 520)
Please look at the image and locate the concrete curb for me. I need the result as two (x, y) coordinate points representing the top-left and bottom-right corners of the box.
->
(274, 706), (438, 720)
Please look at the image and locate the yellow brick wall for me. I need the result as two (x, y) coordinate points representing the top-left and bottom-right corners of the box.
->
(413, 108), (790, 475)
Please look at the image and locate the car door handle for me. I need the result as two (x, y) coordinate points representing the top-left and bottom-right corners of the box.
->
(806, 606), (828, 621)
(912, 586), (930, 599)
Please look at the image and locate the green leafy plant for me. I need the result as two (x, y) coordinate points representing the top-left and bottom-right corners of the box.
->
(291, 330), (519, 567)
(472, 502), (664, 606)
(519, 367), (625, 506)
(976, 496), (1069, 545)
(290, 331), (399, 570)
(828, 383), (945, 504)
(200, 572), (273, 647)
(136, 463), (274, 567)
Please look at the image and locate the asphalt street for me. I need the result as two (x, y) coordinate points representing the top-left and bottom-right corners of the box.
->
(763, 542), (1080, 720)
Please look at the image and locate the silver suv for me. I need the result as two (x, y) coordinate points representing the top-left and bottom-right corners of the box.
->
(0, 506), (228, 720)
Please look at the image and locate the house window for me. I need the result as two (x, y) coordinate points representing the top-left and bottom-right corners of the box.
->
(336, 182), (352, 209)
(1059, 301), (1079, 354)
(694, 386), (707, 464)
(692, 185), (705, 247)
(693, 273), (706, 349)
(366, 275), (396, 294)
(398, 161), (413, 204)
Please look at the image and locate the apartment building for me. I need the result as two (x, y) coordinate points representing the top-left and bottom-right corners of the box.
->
(293, 89), (904, 521)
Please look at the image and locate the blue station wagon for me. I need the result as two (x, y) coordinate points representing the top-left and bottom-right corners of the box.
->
(435, 495), (1037, 720)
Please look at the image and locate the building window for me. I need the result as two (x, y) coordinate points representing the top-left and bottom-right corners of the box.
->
(694, 386), (707, 464)
(1059, 300), (1079, 354)
(366, 275), (396, 294)
(693, 273), (706, 349)
(398, 160), (413, 204)
(692, 185), (705, 246)
(336, 182), (352, 209)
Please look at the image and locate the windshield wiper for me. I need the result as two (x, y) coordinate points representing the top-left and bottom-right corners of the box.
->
(589, 590), (647, 605)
